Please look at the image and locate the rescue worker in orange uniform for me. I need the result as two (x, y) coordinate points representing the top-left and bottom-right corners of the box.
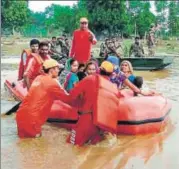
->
(24, 42), (51, 90)
(16, 59), (69, 138)
(66, 61), (115, 146)
(18, 39), (40, 81)
(69, 17), (97, 64)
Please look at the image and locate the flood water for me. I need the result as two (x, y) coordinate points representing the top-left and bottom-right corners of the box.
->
(1, 46), (179, 169)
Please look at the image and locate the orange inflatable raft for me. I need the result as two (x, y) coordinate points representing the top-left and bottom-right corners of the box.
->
(118, 90), (171, 134)
(4, 76), (172, 134)
(4, 77), (78, 130)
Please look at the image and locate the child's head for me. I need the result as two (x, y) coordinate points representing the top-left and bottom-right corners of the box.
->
(77, 72), (86, 81)
(85, 61), (97, 75)
(70, 59), (79, 73)
(78, 63), (85, 72)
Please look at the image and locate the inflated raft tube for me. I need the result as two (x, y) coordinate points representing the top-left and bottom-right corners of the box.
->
(117, 91), (172, 135)
(4, 77), (79, 130)
(47, 100), (78, 130)
(4, 78), (27, 101)
(5, 77), (172, 134)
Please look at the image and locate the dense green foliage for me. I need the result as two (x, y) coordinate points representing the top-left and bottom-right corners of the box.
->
(1, 0), (30, 34)
(1, 0), (179, 38)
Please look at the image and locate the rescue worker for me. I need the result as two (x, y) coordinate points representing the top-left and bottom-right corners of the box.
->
(129, 36), (145, 57)
(69, 17), (97, 64)
(66, 61), (115, 146)
(16, 59), (68, 138)
(147, 23), (156, 57)
(23, 42), (51, 90)
(18, 39), (40, 81)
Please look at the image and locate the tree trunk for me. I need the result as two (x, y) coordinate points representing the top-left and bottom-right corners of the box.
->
(12, 26), (15, 35)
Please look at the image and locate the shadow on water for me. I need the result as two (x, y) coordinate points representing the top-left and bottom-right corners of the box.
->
(1, 53), (179, 169)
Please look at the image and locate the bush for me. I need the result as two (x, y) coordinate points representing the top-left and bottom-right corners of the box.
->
(162, 36), (170, 40)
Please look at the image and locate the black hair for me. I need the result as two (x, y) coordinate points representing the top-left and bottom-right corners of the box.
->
(70, 58), (78, 66)
(135, 36), (140, 40)
(39, 41), (49, 49)
(30, 39), (40, 46)
(43, 66), (50, 73)
(100, 68), (112, 76)
(77, 72), (86, 81)
(78, 63), (85, 70)
(52, 37), (56, 39)
(65, 38), (68, 41)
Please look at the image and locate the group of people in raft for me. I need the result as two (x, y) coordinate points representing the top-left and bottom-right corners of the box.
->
(16, 17), (158, 146)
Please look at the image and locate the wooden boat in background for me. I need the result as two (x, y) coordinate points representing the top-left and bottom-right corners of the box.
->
(96, 56), (174, 71)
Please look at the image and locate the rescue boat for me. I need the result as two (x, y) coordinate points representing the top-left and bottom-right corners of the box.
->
(118, 90), (171, 134)
(4, 76), (171, 135)
(4, 77), (78, 130)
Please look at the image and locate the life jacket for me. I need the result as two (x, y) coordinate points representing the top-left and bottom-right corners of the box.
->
(93, 75), (119, 133)
(24, 54), (50, 85)
(18, 49), (32, 80)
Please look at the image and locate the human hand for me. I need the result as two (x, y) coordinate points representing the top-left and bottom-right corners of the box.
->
(141, 90), (161, 96)
(89, 33), (94, 42)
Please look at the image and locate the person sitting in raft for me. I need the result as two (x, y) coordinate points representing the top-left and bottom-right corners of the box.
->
(107, 57), (154, 96)
(18, 39), (40, 81)
(85, 61), (98, 76)
(90, 58), (100, 73)
(23, 42), (51, 90)
(77, 63), (86, 81)
(78, 63), (85, 72)
(107, 56), (143, 90)
(77, 61), (98, 81)
(64, 59), (79, 92)
(16, 59), (69, 138)
(66, 61), (115, 146)
(120, 60), (143, 90)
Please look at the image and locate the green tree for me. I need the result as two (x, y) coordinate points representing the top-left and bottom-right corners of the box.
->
(155, 1), (169, 24)
(128, 1), (156, 37)
(22, 11), (47, 37)
(45, 4), (75, 34)
(168, 1), (179, 36)
(85, 0), (131, 36)
(2, 0), (30, 34)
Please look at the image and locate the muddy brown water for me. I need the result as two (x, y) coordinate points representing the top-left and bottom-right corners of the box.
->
(1, 55), (179, 169)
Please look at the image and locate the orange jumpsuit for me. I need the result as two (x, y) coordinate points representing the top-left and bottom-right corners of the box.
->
(69, 29), (97, 64)
(18, 49), (32, 80)
(16, 75), (70, 138)
(24, 54), (50, 86)
(67, 75), (104, 146)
